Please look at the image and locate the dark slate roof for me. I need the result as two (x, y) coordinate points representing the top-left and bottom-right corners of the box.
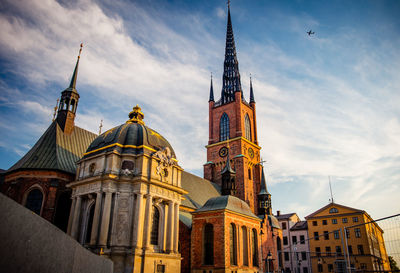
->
(84, 122), (175, 159)
(290, 221), (308, 231)
(195, 195), (258, 219)
(276, 213), (297, 220)
(179, 211), (193, 228)
(8, 121), (97, 174)
(180, 171), (220, 209)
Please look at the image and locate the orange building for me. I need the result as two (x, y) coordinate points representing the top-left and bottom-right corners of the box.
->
(305, 203), (390, 273)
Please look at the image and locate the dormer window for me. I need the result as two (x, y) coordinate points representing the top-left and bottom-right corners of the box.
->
(329, 208), (338, 213)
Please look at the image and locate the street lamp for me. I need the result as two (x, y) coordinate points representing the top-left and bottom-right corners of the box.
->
(266, 251), (273, 273)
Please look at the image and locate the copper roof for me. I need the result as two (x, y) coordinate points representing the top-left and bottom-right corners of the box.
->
(8, 121), (97, 174)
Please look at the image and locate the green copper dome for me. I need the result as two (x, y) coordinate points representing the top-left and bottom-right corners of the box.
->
(83, 105), (175, 159)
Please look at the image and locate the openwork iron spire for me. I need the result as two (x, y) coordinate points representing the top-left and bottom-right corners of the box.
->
(220, 4), (243, 104)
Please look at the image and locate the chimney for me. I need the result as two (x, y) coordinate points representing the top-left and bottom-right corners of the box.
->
(277, 210), (281, 216)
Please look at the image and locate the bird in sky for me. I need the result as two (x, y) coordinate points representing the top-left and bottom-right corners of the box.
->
(307, 30), (315, 36)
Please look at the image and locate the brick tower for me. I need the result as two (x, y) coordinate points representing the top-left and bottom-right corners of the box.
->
(204, 5), (262, 213)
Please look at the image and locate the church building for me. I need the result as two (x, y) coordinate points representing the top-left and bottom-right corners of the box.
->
(1, 3), (283, 273)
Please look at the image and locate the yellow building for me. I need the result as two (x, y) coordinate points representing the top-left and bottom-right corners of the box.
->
(305, 203), (390, 273)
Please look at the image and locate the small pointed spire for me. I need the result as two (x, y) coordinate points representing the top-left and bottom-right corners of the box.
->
(249, 75), (255, 103)
(209, 72), (214, 102)
(52, 99), (59, 121)
(68, 43), (83, 91)
(258, 165), (270, 195)
(99, 119), (103, 135)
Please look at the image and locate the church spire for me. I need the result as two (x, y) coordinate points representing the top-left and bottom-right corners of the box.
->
(249, 76), (255, 103)
(209, 73), (214, 102)
(258, 165), (272, 215)
(56, 44), (82, 134)
(220, 2), (243, 104)
(68, 43), (82, 92)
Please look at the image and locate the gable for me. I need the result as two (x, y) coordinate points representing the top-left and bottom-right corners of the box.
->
(305, 202), (364, 219)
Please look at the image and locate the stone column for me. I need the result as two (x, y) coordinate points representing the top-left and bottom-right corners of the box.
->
(70, 195), (82, 239)
(143, 194), (153, 249)
(132, 193), (144, 248)
(99, 191), (112, 246)
(90, 191), (102, 245)
(166, 200), (174, 253)
(67, 196), (76, 235)
(173, 202), (179, 253)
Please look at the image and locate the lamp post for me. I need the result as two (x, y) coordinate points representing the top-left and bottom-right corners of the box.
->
(266, 251), (273, 273)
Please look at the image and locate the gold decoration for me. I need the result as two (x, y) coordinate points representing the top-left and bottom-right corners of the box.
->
(127, 104), (145, 125)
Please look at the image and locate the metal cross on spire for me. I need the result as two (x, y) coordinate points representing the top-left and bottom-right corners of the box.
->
(52, 99), (59, 121)
(99, 119), (103, 135)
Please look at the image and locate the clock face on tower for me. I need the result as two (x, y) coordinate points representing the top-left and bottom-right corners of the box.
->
(219, 147), (228, 157)
(248, 148), (254, 159)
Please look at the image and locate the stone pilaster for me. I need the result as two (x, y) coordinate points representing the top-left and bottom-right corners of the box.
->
(99, 191), (112, 246)
(90, 191), (102, 245)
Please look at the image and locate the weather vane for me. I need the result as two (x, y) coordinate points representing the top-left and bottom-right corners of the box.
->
(78, 43), (83, 58)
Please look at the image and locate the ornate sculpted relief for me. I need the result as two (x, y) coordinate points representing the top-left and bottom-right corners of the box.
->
(153, 147), (174, 179)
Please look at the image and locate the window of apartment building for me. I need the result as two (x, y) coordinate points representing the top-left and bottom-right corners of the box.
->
(300, 235), (305, 244)
(360, 263), (367, 270)
(324, 231), (329, 240)
(345, 229), (350, 239)
(328, 264), (334, 272)
(318, 264), (323, 272)
(284, 252), (289, 261)
(292, 236), (297, 244)
(325, 246), (331, 255)
(283, 236), (288, 245)
(352, 217), (358, 223)
(357, 245), (364, 255)
(301, 251), (307, 260)
(314, 232), (319, 240)
(334, 230), (339, 239)
(313, 221), (318, 226)
(316, 247), (321, 257)
(303, 267), (308, 273)
(336, 246), (342, 255)
(355, 228), (361, 238)
(282, 222), (287, 230)
(322, 219), (327, 225)
(348, 245), (353, 255)
(332, 219), (337, 224)
(329, 208), (338, 213)
(342, 218), (348, 223)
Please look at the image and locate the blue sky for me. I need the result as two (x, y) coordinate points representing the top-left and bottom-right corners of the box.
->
(0, 0), (399, 223)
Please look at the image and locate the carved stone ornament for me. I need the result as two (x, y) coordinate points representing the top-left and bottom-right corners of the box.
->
(153, 147), (174, 177)
(119, 168), (139, 177)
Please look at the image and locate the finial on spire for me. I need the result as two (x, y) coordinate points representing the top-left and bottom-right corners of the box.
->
(250, 75), (255, 103)
(52, 99), (59, 121)
(78, 43), (83, 58)
(127, 104), (145, 125)
(227, 0), (230, 9)
(99, 119), (103, 135)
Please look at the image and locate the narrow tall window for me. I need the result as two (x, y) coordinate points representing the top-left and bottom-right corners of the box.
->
(85, 202), (95, 244)
(242, 226), (249, 266)
(220, 113), (230, 141)
(204, 224), (214, 265)
(230, 223), (237, 265)
(252, 229), (258, 266)
(25, 189), (43, 215)
(150, 206), (160, 245)
(245, 114), (251, 141)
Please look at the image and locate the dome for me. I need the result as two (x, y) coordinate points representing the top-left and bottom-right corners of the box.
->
(195, 195), (257, 219)
(83, 105), (176, 159)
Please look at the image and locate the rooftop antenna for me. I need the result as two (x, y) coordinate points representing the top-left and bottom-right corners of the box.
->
(329, 176), (334, 203)
(99, 119), (103, 135)
(52, 99), (59, 121)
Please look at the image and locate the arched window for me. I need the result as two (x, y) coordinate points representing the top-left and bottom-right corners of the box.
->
(85, 202), (95, 244)
(25, 188), (43, 215)
(252, 229), (258, 266)
(64, 98), (69, 110)
(151, 206), (160, 245)
(230, 223), (237, 265)
(248, 168), (252, 180)
(329, 208), (338, 214)
(203, 223), (214, 265)
(70, 99), (75, 112)
(245, 114), (251, 141)
(220, 113), (230, 141)
(242, 226), (249, 266)
(89, 163), (96, 176)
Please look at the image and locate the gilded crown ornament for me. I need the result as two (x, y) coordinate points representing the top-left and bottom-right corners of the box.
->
(127, 104), (145, 125)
